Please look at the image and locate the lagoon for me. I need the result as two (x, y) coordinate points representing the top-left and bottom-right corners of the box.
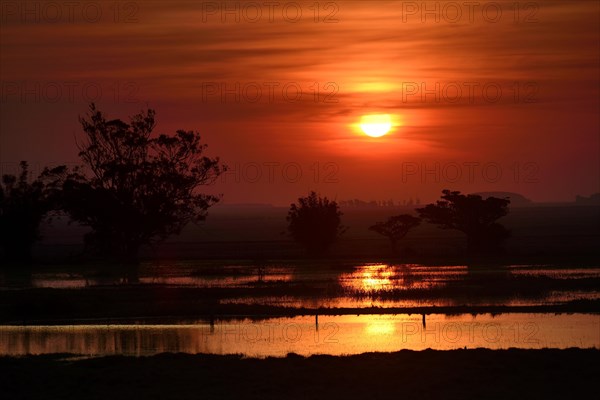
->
(1, 313), (598, 358)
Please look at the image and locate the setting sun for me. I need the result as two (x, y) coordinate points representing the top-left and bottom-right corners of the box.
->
(360, 114), (393, 137)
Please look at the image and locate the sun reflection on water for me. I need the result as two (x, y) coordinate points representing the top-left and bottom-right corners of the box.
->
(2, 314), (597, 357)
(359, 264), (394, 291)
(364, 316), (396, 336)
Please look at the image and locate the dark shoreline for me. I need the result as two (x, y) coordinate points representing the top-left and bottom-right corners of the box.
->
(2, 301), (599, 326)
(1, 282), (598, 325)
(1, 349), (598, 400)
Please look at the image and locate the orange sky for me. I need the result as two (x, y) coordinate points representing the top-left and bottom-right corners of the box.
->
(1, 1), (598, 204)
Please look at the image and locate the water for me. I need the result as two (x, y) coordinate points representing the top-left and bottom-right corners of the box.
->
(4, 263), (598, 288)
(1, 313), (598, 358)
(2, 263), (598, 308)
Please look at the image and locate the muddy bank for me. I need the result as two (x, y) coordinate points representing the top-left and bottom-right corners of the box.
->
(1, 349), (598, 400)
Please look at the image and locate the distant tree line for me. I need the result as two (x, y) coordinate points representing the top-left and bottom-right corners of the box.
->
(338, 198), (421, 207)
(288, 190), (511, 257)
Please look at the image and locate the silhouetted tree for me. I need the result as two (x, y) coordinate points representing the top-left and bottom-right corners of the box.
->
(60, 104), (225, 262)
(287, 191), (345, 256)
(0, 162), (65, 263)
(369, 214), (421, 254)
(416, 189), (511, 254)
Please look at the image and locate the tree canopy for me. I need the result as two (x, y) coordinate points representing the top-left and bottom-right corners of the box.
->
(287, 191), (345, 256)
(0, 162), (65, 263)
(369, 214), (421, 254)
(60, 104), (225, 261)
(416, 189), (511, 253)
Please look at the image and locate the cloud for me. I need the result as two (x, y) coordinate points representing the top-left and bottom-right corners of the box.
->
(1, 0), (598, 202)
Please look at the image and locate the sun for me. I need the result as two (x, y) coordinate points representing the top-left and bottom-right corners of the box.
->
(360, 114), (393, 137)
